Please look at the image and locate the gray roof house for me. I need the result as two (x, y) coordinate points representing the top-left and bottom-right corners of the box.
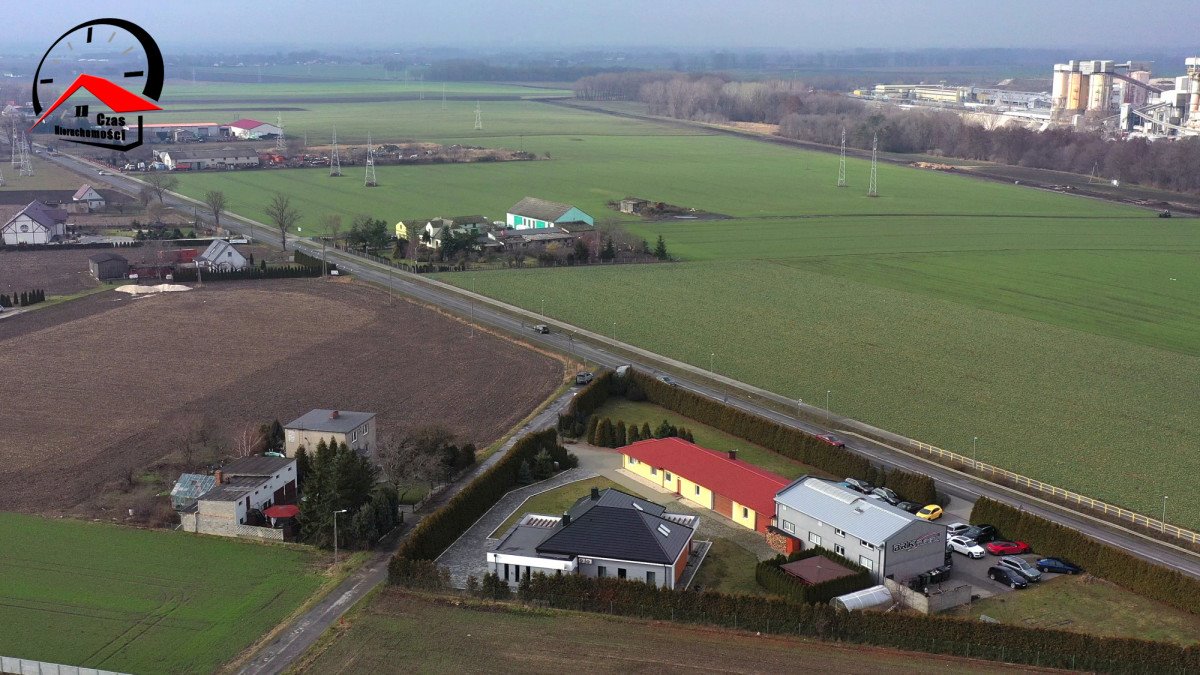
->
(196, 239), (248, 271)
(773, 476), (947, 583)
(487, 487), (698, 589)
(180, 455), (299, 540)
(1, 200), (68, 245)
(284, 409), (377, 456)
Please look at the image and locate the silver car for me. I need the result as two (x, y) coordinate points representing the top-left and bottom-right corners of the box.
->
(999, 556), (1042, 582)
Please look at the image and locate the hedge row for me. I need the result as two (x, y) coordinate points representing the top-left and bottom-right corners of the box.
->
(173, 264), (322, 282)
(294, 248), (337, 272)
(0, 290), (46, 307)
(755, 548), (873, 604)
(515, 572), (1198, 673)
(628, 370), (938, 505)
(971, 497), (1200, 615)
(389, 428), (573, 566)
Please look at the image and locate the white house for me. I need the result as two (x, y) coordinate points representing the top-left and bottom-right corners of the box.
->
(196, 239), (249, 271)
(181, 456), (298, 539)
(1, 201), (68, 245)
(72, 184), (105, 210)
(506, 197), (593, 230)
(226, 118), (283, 140)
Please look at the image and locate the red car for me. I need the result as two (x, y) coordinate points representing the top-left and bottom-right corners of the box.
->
(985, 540), (1031, 556)
(816, 434), (845, 447)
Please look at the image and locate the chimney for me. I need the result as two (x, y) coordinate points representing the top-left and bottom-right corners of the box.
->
(330, 410), (340, 420)
(728, 449), (738, 461)
(214, 470), (223, 485)
(591, 487), (600, 501)
(561, 513), (571, 526)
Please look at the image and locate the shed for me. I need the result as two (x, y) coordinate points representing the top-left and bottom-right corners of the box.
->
(780, 556), (858, 586)
(832, 585), (893, 611)
(88, 251), (129, 280)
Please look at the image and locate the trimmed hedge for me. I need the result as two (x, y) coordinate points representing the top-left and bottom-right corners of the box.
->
(629, 370), (937, 504)
(755, 548), (872, 604)
(389, 429), (575, 566)
(558, 370), (614, 437)
(514, 572), (1198, 673)
(294, 248), (337, 272)
(173, 264), (321, 282)
(971, 497), (1200, 615)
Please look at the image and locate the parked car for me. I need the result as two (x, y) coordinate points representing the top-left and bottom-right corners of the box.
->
(815, 434), (845, 447)
(916, 504), (943, 520)
(962, 524), (999, 544)
(988, 565), (1029, 589)
(843, 478), (873, 494)
(1036, 557), (1083, 575)
(945, 522), (971, 537)
(656, 374), (677, 387)
(998, 556), (1042, 582)
(533, 324), (550, 334)
(895, 501), (922, 514)
(575, 371), (594, 385)
(985, 540), (1031, 556)
(947, 535), (986, 559)
(870, 487), (900, 505)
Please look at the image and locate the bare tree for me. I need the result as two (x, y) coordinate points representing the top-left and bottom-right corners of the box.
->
(232, 424), (266, 458)
(144, 172), (179, 204)
(264, 192), (300, 250)
(203, 190), (227, 230)
(320, 213), (341, 276)
(376, 429), (448, 503)
(145, 201), (165, 226)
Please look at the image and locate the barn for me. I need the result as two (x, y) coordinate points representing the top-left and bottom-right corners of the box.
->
(88, 252), (129, 280)
(226, 118), (283, 140)
(506, 197), (593, 230)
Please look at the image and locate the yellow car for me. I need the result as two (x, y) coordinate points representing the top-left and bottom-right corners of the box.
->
(916, 504), (943, 520)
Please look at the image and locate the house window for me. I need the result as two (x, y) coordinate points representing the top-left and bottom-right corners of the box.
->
(650, 467), (657, 476)
(808, 532), (822, 546)
(835, 544), (846, 556)
(629, 457), (638, 465)
(859, 556), (874, 571)
(646, 571), (656, 585)
(664, 471), (672, 482)
(618, 568), (627, 579)
(598, 566), (606, 578)
(503, 563), (509, 581)
(783, 520), (795, 534)
(834, 528), (846, 537)
(860, 539), (875, 550)
(694, 485), (701, 496)
(742, 506), (749, 519)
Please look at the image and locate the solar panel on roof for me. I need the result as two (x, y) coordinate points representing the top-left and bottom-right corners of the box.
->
(657, 523), (671, 537)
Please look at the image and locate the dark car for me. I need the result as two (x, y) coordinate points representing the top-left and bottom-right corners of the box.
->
(870, 487), (900, 505)
(1036, 557), (1084, 575)
(843, 478), (874, 494)
(988, 565), (1029, 589)
(815, 434), (845, 447)
(998, 556), (1042, 582)
(895, 501), (922, 514)
(533, 324), (550, 334)
(963, 524), (999, 544)
(656, 374), (677, 387)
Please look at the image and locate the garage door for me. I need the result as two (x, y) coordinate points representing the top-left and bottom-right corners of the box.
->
(714, 493), (733, 518)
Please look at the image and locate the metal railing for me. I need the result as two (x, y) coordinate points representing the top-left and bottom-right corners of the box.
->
(908, 440), (1200, 546)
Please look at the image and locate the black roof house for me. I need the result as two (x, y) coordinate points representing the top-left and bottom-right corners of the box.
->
(535, 488), (693, 565)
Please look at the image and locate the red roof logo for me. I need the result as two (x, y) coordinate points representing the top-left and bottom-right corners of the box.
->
(30, 73), (161, 130)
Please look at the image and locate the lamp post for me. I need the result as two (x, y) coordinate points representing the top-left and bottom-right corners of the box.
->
(1163, 495), (1169, 526)
(612, 320), (616, 341)
(972, 436), (978, 468)
(796, 398), (803, 418)
(710, 352), (715, 373)
(541, 298), (545, 321)
(333, 508), (348, 564)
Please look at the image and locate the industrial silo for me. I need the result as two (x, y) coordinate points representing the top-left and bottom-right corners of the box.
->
(1051, 64), (1070, 114)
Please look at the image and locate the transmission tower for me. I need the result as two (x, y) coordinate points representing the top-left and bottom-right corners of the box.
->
(0, 161), (5, 186)
(329, 127), (342, 177)
(441, 83), (447, 111)
(418, 73), (424, 100)
(867, 132), (878, 197)
(837, 126), (847, 187)
(17, 132), (33, 177)
(10, 121), (18, 169)
(275, 113), (286, 153)
(474, 102), (482, 130)
(364, 132), (378, 187)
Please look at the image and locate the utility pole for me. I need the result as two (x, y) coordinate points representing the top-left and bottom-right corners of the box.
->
(867, 132), (878, 197)
(837, 126), (847, 187)
(442, 82), (447, 111)
(333, 508), (348, 564)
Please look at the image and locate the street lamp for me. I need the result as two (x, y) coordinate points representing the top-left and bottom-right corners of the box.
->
(796, 398), (803, 417)
(333, 508), (348, 564)
(1163, 495), (1169, 525)
(541, 298), (545, 321)
(972, 436), (978, 468)
(612, 320), (616, 341)
(710, 352), (715, 373)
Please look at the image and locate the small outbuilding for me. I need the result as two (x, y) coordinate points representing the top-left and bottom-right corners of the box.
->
(88, 251), (129, 280)
(780, 555), (858, 586)
(832, 585), (893, 611)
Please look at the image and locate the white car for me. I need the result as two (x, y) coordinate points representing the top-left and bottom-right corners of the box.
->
(947, 535), (985, 559)
(945, 522), (970, 537)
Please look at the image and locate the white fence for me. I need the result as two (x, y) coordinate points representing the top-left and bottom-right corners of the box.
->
(1, 656), (128, 675)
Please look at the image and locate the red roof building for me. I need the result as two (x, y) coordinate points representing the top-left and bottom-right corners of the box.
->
(620, 437), (789, 533)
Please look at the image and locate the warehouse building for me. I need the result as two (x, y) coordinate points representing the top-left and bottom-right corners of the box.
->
(157, 147), (260, 170)
(226, 118), (283, 140)
(133, 122), (225, 143)
(506, 197), (593, 230)
(773, 476), (946, 583)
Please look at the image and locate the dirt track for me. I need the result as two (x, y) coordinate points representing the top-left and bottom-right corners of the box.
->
(0, 279), (563, 514)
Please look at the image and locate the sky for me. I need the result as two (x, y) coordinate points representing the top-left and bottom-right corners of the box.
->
(5, 1), (1198, 53)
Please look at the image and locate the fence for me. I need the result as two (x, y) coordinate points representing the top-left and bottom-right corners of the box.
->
(0, 656), (128, 675)
(907, 439), (1200, 546)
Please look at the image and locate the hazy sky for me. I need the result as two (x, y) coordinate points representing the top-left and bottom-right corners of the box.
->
(6, 1), (1198, 52)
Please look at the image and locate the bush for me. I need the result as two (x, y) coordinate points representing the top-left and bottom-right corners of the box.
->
(754, 549), (872, 604)
(174, 264), (322, 282)
(971, 497), (1200, 615)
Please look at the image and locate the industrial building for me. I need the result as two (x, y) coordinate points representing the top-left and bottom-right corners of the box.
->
(132, 122), (225, 143)
(1049, 57), (1200, 136)
(227, 118), (283, 140)
(157, 147), (260, 170)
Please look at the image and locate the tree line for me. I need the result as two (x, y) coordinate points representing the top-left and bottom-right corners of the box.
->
(575, 71), (1200, 195)
(0, 290), (46, 307)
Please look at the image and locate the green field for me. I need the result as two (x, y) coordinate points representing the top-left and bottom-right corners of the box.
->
(0, 513), (326, 673)
(171, 97), (1200, 529)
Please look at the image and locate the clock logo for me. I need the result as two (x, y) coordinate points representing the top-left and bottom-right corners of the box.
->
(29, 18), (165, 151)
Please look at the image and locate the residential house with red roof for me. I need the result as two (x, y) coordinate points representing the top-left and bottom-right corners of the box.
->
(620, 437), (789, 533)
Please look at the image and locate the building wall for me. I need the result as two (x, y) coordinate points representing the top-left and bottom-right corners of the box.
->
(556, 207), (594, 226)
(879, 520), (947, 582)
(622, 454), (666, 488)
(676, 476), (713, 510)
(730, 500), (758, 531)
(181, 510), (286, 540)
(775, 502), (885, 578)
(285, 420), (374, 456)
(507, 213), (551, 230)
(2, 215), (51, 245)
(576, 556), (675, 589)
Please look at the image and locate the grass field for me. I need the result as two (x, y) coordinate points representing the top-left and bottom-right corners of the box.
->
(959, 574), (1200, 646)
(690, 538), (765, 596)
(297, 589), (1037, 674)
(490, 476), (621, 539)
(170, 97), (1200, 529)
(0, 513), (325, 673)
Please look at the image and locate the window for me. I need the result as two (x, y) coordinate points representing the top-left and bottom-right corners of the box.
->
(860, 539), (875, 551)
(742, 506), (749, 519)
(597, 566), (606, 578)
(503, 564), (509, 581)
(859, 556), (874, 571)
(618, 568), (627, 579)
(664, 471), (672, 482)
(646, 571), (656, 585)
(650, 467), (657, 476)
(782, 520), (795, 534)
(808, 532), (822, 546)
(629, 457), (638, 465)
(834, 528), (846, 537)
(835, 544), (845, 556)
(694, 485), (701, 496)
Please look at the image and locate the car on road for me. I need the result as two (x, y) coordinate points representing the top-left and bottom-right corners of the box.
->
(870, 487), (900, 505)
(815, 434), (845, 447)
(962, 524), (999, 544)
(843, 478), (873, 494)
(656, 375), (677, 387)
(96, 169), (108, 175)
(895, 501), (922, 514)
(985, 540), (1031, 556)
(946, 522), (971, 537)
(1036, 557), (1083, 575)
(988, 565), (1029, 589)
(533, 324), (550, 334)
(947, 535), (986, 559)
(916, 504), (943, 520)
(998, 556), (1042, 582)
(575, 371), (594, 385)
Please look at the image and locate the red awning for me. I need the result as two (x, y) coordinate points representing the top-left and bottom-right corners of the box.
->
(263, 504), (300, 519)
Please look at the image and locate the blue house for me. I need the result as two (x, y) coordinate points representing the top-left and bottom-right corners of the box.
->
(506, 197), (593, 230)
